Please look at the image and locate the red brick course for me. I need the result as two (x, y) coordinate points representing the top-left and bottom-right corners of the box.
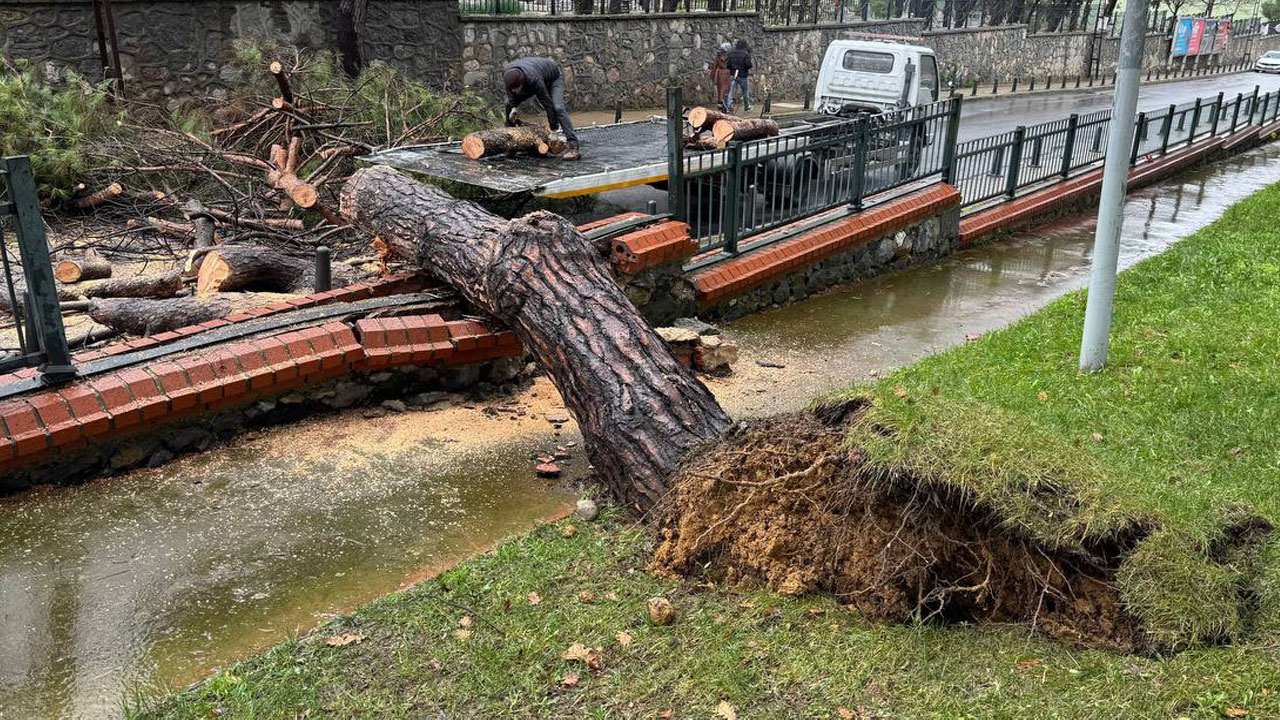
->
(691, 184), (962, 306)
(611, 221), (698, 275)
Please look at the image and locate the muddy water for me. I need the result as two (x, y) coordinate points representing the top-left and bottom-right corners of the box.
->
(0, 398), (580, 719)
(2, 143), (1279, 718)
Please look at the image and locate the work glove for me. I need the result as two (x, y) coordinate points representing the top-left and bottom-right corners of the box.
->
(506, 108), (522, 127)
(548, 130), (566, 144)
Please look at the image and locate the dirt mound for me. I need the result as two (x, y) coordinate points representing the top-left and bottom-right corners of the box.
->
(653, 399), (1143, 651)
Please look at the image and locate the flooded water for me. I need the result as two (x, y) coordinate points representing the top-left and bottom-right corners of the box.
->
(0, 400), (579, 719)
(2, 139), (1279, 719)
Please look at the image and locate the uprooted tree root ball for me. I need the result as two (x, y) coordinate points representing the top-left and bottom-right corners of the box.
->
(653, 399), (1145, 651)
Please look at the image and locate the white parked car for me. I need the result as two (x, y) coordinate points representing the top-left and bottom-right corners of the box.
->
(813, 36), (941, 116)
(1255, 50), (1280, 73)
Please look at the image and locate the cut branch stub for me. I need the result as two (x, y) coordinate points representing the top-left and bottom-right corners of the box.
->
(340, 165), (733, 512)
(54, 252), (112, 283)
(266, 138), (319, 208)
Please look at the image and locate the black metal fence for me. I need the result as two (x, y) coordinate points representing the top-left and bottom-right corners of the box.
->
(458, 0), (758, 15)
(0, 157), (75, 379)
(953, 86), (1280, 210)
(670, 90), (961, 254)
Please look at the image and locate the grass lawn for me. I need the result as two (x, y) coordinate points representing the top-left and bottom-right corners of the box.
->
(133, 184), (1280, 718)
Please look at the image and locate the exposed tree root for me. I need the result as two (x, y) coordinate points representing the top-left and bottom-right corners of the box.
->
(653, 400), (1147, 651)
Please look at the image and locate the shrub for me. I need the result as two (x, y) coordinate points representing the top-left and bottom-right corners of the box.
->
(0, 62), (120, 203)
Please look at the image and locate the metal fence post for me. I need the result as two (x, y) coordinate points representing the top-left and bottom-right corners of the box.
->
(722, 143), (742, 255)
(1249, 85), (1260, 124)
(849, 117), (868, 211)
(1060, 113), (1079, 178)
(1005, 126), (1026, 198)
(1231, 92), (1243, 131)
(940, 96), (963, 184)
(314, 246), (331, 292)
(1129, 112), (1146, 166)
(1, 156), (74, 381)
(1211, 91), (1225, 135)
(665, 87), (685, 222)
(1161, 103), (1174, 155)
(1190, 97), (1202, 143)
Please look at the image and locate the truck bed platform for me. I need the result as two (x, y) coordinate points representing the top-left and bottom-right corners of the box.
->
(365, 119), (674, 199)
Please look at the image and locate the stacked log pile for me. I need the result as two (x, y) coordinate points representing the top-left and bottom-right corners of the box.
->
(682, 107), (779, 151)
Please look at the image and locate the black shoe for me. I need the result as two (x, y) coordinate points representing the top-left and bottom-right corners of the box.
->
(563, 142), (582, 161)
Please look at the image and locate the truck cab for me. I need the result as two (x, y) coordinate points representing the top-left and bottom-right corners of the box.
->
(812, 36), (941, 117)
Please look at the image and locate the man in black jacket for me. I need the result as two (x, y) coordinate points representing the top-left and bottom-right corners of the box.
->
(503, 57), (581, 160)
(726, 39), (753, 113)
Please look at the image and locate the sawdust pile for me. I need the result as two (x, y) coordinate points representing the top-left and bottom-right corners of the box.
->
(654, 399), (1142, 650)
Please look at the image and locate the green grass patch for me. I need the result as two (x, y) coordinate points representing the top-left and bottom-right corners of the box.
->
(134, 183), (1280, 716)
(845, 181), (1280, 646)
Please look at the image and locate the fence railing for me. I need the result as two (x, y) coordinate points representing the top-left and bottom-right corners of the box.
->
(0, 156), (75, 379)
(674, 82), (1280, 259)
(671, 90), (960, 254)
(953, 86), (1280, 210)
(458, 0), (757, 15)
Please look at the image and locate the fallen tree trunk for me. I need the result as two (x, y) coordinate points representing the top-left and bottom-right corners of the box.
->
(712, 118), (779, 148)
(74, 183), (123, 210)
(54, 253), (112, 283)
(341, 165), (732, 511)
(687, 107), (739, 132)
(87, 292), (298, 335)
(75, 269), (186, 299)
(461, 126), (564, 160)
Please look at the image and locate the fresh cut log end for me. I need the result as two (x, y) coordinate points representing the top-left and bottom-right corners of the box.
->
(688, 107), (739, 132)
(712, 118), (780, 148)
(54, 254), (113, 284)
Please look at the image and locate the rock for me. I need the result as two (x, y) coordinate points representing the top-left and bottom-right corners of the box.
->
(165, 426), (213, 453)
(326, 380), (372, 409)
(408, 391), (449, 408)
(109, 442), (153, 471)
(146, 449), (176, 468)
(368, 372), (394, 383)
(381, 399), (408, 413)
(647, 596), (676, 625)
(575, 498), (600, 521)
(655, 326), (699, 344)
(362, 407), (388, 419)
(554, 447), (572, 460)
(536, 462), (562, 478)
(673, 317), (721, 336)
(694, 335), (739, 374)
(756, 359), (786, 369)
(545, 412), (571, 425)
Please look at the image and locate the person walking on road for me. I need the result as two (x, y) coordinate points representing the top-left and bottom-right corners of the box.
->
(726, 39), (753, 114)
(503, 56), (581, 161)
(711, 42), (733, 112)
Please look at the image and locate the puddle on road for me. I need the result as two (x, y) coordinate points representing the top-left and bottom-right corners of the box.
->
(0, 399), (579, 719)
(2, 142), (1279, 718)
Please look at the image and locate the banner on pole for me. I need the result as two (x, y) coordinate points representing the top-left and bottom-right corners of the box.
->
(1188, 18), (1206, 55)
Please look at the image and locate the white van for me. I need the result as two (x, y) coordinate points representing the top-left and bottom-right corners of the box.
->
(812, 36), (941, 116)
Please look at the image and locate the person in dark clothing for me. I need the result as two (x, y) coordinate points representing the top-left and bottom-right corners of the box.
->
(503, 56), (581, 160)
(726, 39), (753, 113)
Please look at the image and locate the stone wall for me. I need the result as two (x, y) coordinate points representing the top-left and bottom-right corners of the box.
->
(0, 0), (459, 103)
(923, 25), (1091, 83)
(461, 14), (922, 109)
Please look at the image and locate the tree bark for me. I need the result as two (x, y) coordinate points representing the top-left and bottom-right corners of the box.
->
(336, 0), (369, 78)
(54, 253), (113, 283)
(267, 138), (320, 209)
(712, 118), (780, 147)
(196, 245), (344, 296)
(341, 166), (732, 512)
(688, 107), (740, 132)
(75, 269), (186, 300)
(87, 292), (298, 336)
(461, 126), (564, 159)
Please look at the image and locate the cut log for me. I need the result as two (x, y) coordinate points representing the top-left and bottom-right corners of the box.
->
(687, 107), (739, 132)
(269, 60), (295, 106)
(54, 253), (112, 283)
(87, 292), (299, 336)
(340, 165), (732, 512)
(711, 118), (780, 148)
(73, 183), (123, 210)
(196, 244), (348, 295)
(128, 217), (193, 239)
(686, 130), (719, 151)
(461, 126), (559, 160)
(75, 269), (186, 299)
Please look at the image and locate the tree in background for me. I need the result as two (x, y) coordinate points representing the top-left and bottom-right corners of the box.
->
(336, 0), (368, 78)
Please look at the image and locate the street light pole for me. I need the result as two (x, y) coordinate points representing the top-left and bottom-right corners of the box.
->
(1078, 0), (1149, 373)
